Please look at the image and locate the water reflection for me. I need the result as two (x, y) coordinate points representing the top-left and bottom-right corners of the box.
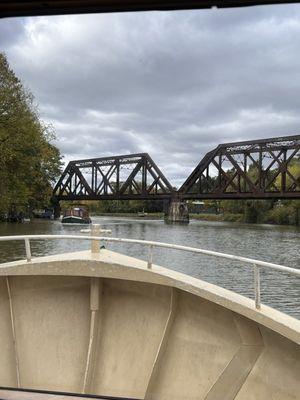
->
(0, 217), (299, 318)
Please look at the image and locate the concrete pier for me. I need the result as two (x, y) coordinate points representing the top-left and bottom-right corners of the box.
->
(53, 201), (61, 219)
(165, 199), (189, 224)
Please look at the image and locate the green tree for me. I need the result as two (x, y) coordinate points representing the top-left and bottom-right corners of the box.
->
(275, 156), (300, 192)
(0, 53), (62, 217)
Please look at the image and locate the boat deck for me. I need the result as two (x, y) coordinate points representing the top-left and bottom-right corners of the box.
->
(0, 235), (299, 400)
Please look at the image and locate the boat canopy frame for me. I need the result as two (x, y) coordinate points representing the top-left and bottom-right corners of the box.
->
(1, 0), (300, 19)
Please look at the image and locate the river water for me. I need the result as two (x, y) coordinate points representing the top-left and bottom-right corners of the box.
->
(0, 217), (299, 319)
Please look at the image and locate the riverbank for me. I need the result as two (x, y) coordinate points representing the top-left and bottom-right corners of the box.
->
(190, 213), (224, 222)
(91, 211), (299, 226)
(93, 212), (164, 220)
(94, 212), (223, 222)
(91, 212), (241, 223)
(0, 210), (298, 226)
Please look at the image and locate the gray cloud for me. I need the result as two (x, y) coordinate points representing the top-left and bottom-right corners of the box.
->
(0, 18), (25, 47)
(1, 5), (300, 187)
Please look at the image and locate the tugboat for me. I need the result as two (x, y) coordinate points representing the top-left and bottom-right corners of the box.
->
(61, 206), (91, 224)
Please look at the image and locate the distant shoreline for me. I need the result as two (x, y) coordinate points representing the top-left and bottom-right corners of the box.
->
(91, 212), (299, 226)
(93, 212), (224, 222)
(92, 212), (164, 220)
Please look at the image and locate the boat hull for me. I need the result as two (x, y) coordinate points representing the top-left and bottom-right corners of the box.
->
(0, 250), (299, 400)
(61, 216), (91, 224)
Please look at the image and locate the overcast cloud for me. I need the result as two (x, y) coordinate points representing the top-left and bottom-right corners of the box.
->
(1, 5), (300, 186)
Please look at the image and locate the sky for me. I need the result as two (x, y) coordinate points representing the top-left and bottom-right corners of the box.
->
(1, 5), (300, 187)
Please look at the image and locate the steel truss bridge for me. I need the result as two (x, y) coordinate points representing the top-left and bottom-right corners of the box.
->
(53, 135), (300, 202)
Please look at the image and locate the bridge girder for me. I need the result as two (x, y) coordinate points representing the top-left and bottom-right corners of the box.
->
(53, 135), (300, 202)
(53, 153), (174, 201)
(179, 135), (300, 199)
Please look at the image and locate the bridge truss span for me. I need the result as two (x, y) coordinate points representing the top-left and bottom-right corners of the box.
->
(53, 153), (174, 201)
(53, 134), (300, 204)
(179, 135), (300, 199)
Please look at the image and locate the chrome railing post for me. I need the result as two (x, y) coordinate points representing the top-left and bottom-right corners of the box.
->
(24, 238), (31, 262)
(147, 245), (153, 269)
(254, 264), (261, 310)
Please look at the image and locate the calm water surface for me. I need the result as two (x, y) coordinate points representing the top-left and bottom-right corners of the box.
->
(0, 217), (299, 318)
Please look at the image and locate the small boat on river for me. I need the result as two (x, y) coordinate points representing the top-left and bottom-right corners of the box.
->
(61, 206), (91, 224)
(137, 209), (148, 217)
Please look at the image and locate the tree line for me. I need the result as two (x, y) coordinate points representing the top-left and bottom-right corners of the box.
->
(0, 53), (62, 220)
(220, 199), (300, 225)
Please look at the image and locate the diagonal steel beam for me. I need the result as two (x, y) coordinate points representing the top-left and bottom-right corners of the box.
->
(119, 159), (144, 195)
(146, 155), (174, 193)
(96, 164), (116, 195)
(211, 159), (239, 193)
(224, 151), (259, 193)
(72, 165), (94, 196)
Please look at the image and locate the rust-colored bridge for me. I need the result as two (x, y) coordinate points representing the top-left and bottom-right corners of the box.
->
(53, 135), (300, 203)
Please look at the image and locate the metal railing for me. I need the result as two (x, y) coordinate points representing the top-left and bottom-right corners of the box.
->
(0, 233), (299, 311)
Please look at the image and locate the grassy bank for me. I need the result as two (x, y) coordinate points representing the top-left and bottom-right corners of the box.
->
(91, 211), (299, 226)
(94, 212), (224, 222)
(189, 213), (224, 222)
(92, 212), (164, 220)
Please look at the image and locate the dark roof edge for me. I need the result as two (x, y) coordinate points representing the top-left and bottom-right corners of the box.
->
(1, 0), (300, 19)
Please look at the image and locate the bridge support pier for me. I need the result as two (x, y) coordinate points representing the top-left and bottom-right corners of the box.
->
(165, 199), (189, 224)
(53, 200), (61, 220)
